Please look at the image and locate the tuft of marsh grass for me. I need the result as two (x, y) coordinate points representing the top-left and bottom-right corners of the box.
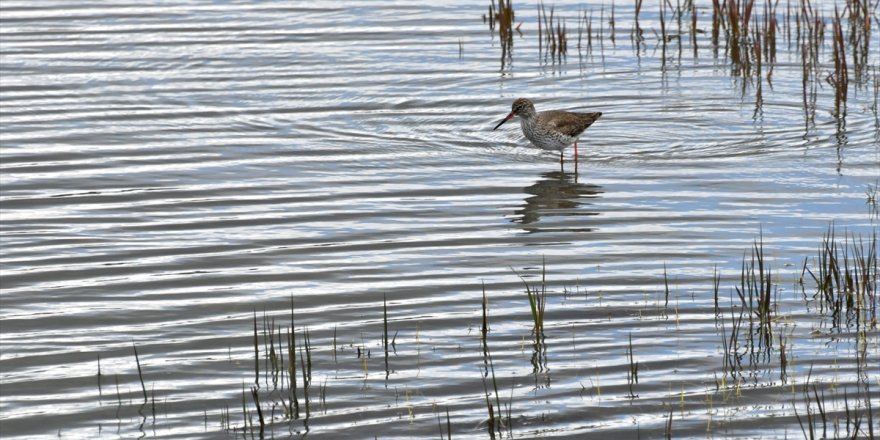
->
(513, 261), (550, 379)
(514, 262), (547, 343)
(802, 226), (877, 330)
(718, 231), (778, 379)
(539, 2), (567, 62)
(488, 0), (516, 68)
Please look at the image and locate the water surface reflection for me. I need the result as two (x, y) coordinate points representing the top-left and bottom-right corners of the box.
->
(513, 170), (602, 233)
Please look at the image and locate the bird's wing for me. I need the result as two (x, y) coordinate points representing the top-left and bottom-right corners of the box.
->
(543, 111), (602, 137)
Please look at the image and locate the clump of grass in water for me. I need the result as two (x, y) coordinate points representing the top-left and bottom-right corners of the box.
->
(513, 261), (547, 346)
(791, 365), (874, 439)
(737, 231), (774, 352)
(487, 0), (516, 68)
(539, 2), (567, 62)
(801, 226), (877, 330)
(718, 231), (777, 380)
(513, 260), (550, 388)
(226, 299), (316, 434)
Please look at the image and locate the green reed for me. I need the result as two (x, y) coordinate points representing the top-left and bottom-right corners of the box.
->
(288, 298), (299, 418)
(802, 227), (877, 330)
(514, 262), (547, 343)
(252, 311), (259, 385)
(626, 332), (639, 399)
(249, 385), (265, 435)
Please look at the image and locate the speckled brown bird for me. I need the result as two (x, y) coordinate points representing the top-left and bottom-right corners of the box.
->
(493, 98), (602, 164)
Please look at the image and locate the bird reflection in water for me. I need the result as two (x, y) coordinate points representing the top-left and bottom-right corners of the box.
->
(512, 171), (603, 233)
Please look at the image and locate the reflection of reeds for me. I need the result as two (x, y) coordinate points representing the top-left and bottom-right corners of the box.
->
(132, 342), (147, 404)
(664, 405), (674, 439)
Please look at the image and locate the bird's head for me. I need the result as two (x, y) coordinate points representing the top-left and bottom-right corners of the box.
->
(493, 98), (536, 130)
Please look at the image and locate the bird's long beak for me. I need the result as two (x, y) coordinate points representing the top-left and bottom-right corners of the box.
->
(493, 112), (515, 131)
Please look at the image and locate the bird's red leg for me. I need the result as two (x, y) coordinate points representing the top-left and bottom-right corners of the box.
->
(559, 151), (564, 164)
(574, 142), (578, 163)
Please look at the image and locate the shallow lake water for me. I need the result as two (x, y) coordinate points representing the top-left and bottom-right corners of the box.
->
(1, 1), (878, 439)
